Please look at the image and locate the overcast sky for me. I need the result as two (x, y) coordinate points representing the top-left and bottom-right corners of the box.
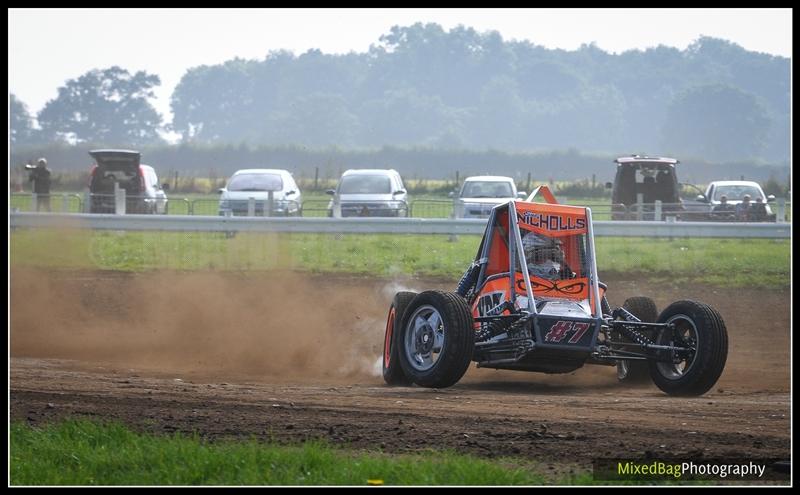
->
(8, 8), (792, 125)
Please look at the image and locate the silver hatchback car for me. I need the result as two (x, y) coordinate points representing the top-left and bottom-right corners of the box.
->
(452, 175), (526, 218)
(218, 169), (302, 216)
(327, 169), (408, 217)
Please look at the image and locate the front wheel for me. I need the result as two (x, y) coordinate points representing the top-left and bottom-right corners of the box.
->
(382, 291), (417, 386)
(397, 291), (474, 388)
(649, 300), (728, 396)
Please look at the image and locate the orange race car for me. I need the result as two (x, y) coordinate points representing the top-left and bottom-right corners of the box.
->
(382, 186), (728, 396)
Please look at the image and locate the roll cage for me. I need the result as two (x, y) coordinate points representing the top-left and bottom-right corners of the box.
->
(467, 185), (603, 319)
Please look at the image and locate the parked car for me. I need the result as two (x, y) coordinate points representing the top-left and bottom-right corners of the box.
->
(218, 169), (302, 216)
(88, 149), (168, 214)
(690, 180), (776, 222)
(452, 175), (526, 218)
(608, 155), (682, 220)
(326, 169), (408, 217)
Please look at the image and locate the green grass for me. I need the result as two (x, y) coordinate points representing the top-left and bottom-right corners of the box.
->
(10, 419), (551, 486)
(595, 237), (790, 287)
(9, 229), (790, 288)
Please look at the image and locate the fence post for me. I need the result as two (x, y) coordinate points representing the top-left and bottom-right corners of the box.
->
(448, 200), (459, 243)
(526, 172), (532, 194)
(114, 183), (126, 214)
(31, 193), (37, 212)
(654, 200), (662, 221)
(248, 197), (255, 217)
(636, 193), (643, 221)
(666, 214), (676, 241)
(777, 198), (785, 223)
(84, 192), (91, 213)
(267, 191), (274, 217)
(314, 167), (319, 191)
(62, 193), (69, 213)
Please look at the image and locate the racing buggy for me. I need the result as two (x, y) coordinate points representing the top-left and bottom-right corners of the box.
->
(382, 186), (728, 396)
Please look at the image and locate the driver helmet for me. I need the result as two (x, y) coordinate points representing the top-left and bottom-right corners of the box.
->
(522, 231), (565, 279)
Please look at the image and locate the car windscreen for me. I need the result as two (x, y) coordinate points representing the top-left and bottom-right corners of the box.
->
(461, 181), (513, 198)
(339, 175), (392, 194)
(712, 185), (762, 201)
(227, 173), (283, 192)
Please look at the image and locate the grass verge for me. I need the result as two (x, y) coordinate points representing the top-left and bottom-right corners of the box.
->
(10, 419), (551, 486)
(10, 229), (789, 288)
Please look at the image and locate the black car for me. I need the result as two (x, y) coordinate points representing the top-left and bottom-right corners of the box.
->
(609, 155), (683, 220)
(88, 149), (169, 214)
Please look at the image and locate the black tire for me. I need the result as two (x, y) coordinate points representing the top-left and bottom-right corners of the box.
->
(617, 296), (658, 384)
(382, 291), (417, 386)
(649, 300), (728, 396)
(397, 290), (475, 388)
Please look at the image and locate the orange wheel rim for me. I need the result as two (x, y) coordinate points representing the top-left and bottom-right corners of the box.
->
(384, 307), (396, 367)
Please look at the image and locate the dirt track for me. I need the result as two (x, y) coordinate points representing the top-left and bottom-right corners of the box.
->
(10, 268), (791, 466)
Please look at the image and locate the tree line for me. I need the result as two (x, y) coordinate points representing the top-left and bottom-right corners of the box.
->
(11, 23), (790, 166)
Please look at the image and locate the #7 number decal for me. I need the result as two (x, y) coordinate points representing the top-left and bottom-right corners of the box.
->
(544, 321), (591, 344)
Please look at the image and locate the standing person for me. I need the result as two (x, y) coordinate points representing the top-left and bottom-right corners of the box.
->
(750, 197), (768, 221)
(28, 157), (52, 212)
(735, 194), (752, 221)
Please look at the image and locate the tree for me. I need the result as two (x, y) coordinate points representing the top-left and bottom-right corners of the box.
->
(260, 92), (360, 147)
(10, 93), (38, 146)
(37, 66), (164, 146)
(163, 23), (788, 160)
(661, 84), (770, 161)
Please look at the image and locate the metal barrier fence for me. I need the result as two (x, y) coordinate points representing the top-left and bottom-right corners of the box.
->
(10, 212), (791, 238)
(11, 193), (83, 213)
(409, 199), (454, 218)
(9, 193), (790, 223)
(190, 198), (302, 217)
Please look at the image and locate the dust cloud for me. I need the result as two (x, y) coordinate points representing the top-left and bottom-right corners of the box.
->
(10, 268), (789, 392)
(10, 267), (432, 383)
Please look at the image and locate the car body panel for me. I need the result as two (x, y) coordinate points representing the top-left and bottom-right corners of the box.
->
(89, 149), (141, 172)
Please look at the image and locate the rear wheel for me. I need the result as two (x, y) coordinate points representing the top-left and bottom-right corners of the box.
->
(616, 296), (657, 384)
(382, 291), (417, 386)
(397, 291), (474, 388)
(649, 300), (728, 396)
